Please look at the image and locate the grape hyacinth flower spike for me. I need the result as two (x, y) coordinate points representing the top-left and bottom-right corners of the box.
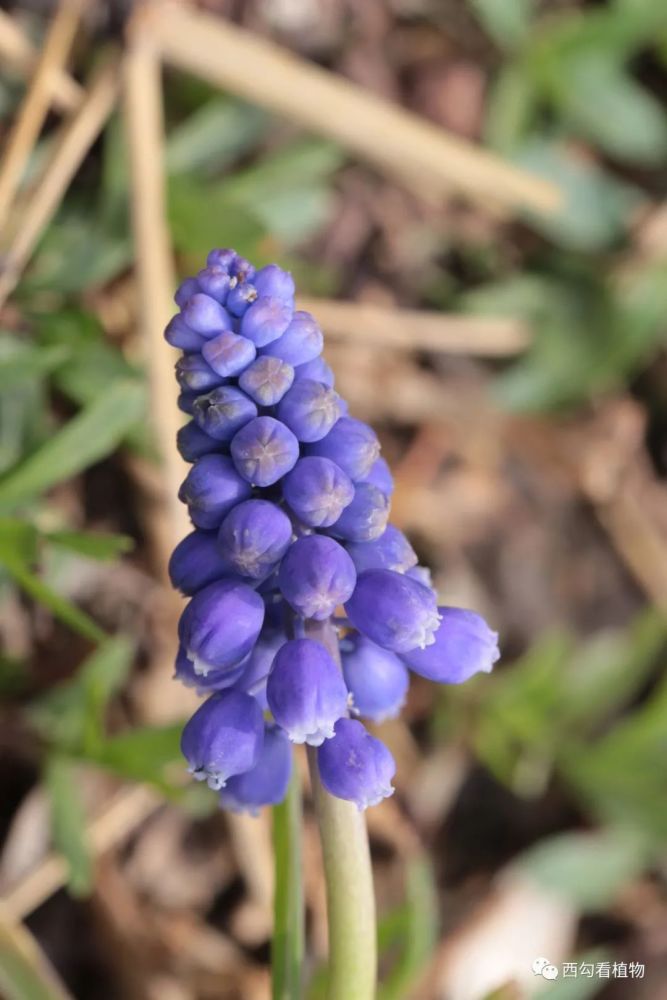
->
(166, 250), (499, 1000)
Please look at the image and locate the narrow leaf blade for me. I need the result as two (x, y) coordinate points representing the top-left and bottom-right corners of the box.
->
(0, 379), (145, 510)
(44, 756), (93, 897)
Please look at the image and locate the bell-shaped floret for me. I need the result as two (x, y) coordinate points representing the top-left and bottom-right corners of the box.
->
(218, 723), (293, 814)
(345, 524), (417, 574)
(178, 454), (252, 529)
(218, 499), (293, 579)
(327, 482), (389, 542)
(345, 569), (441, 653)
(240, 296), (293, 347)
(176, 421), (221, 462)
(261, 310), (323, 365)
(278, 535), (356, 621)
(181, 690), (264, 789)
(282, 456), (354, 528)
(305, 417), (379, 481)
(266, 638), (348, 746)
(169, 529), (234, 595)
(175, 353), (223, 393)
(238, 356), (295, 406)
(341, 634), (409, 722)
(201, 330), (257, 378)
(277, 379), (342, 443)
(401, 607), (499, 683)
(317, 718), (395, 810)
(182, 292), (232, 337)
(193, 386), (258, 443)
(230, 416), (299, 487)
(178, 578), (265, 674)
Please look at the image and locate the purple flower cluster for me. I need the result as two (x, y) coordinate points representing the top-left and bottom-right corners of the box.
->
(167, 250), (499, 814)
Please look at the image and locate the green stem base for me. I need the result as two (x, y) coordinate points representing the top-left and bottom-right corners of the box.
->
(272, 767), (304, 1000)
(306, 619), (377, 1000)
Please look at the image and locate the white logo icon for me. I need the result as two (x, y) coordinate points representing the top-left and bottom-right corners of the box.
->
(533, 957), (560, 980)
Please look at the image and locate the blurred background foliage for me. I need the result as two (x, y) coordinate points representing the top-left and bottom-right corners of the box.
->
(0, 0), (666, 998)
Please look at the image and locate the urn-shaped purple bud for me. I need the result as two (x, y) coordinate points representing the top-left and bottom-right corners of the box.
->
(306, 417), (380, 481)
(177, 390), (198, 415)
(169, 529), (234, 595)
(266, 638), (348, 745)
(282, 456), (354, 528)
(218, 723), (293, 814)
(253, 264), (295, 302)
(341, 635), (409, 722)
(176, 421), (220, 462)
(201, 330), (257, 378)
(277, 379), (342, 443)
(278, 535), (356, 620)
(346, 524), (417, 574)
(358, 456), (394, 498)
(293, 355), (334, 387)
(345, 569), (441, 653)
(240, 296), (293, 347)
(226, 282), (258, 317)
(197, 266), (231, 303)
(327, 482), (389, 542)
(182, 293), (232, 337)
(178, 578), (265, 674)
(165, 314), (206, 352)
(261, 310), (323, 365)
(218, 499), (293, 579)
(317, 718), (395, 810)
(180, 690), (264, 789)
(230, 255), (255, 283)
(206, 247), (237, 270)
(230, 416), (299, 487)
(178, 454), (252, 530)
(175, 353), (223, 393)
(193, 386), (258, 442)
(401, 607), (499, 683)
(174, 277), (200, 309)
(238, 355), (295, 406)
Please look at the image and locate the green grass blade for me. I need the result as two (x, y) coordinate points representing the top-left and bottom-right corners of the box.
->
(0, 555), (105, 643)
(46, 530), (134, 561)
(44, 756), (93, 897)
(272, 767), (304, 1000)
(0, 379), (145, 510)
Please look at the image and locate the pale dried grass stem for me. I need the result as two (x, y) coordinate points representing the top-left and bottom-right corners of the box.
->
(149, 1), (561, 216)
(0, 9), (83, 112)
(0, 0), (87, 229)
(298, 297), (531, 356)
(0, 57), (119, 308)
(123, 22), (190, 550)
(1, 785), (159, 922)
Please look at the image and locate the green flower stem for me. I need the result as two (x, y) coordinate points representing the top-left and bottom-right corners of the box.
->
(306, 619), (377, 1000)
(272, 767), (304, 1000)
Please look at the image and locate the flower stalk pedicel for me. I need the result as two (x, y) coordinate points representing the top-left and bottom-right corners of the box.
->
(166, 250), (499, 999)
